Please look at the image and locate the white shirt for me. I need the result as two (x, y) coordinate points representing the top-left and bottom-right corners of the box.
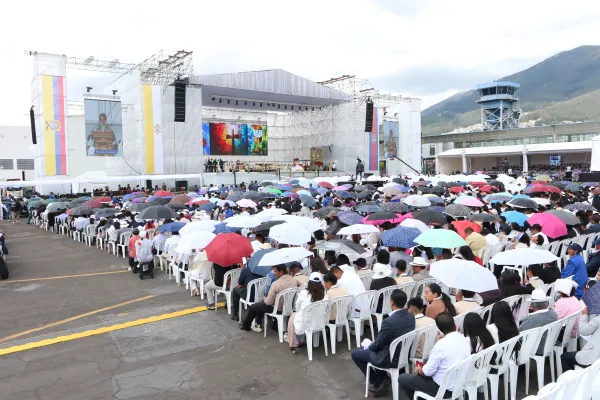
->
(485, 234), (500, 246)
(422, 331), (470, 390)
(532, 232), (549, 245)
(338, 269), (366, 309)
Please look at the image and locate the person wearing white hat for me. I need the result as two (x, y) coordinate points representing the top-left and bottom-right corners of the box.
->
(554, 279), (583, 338)
(286, 272), (327, 352)
(135, 229), (154, 280)
(519, 289), (558, 354)
(410, 257), (430, 282)
(370, 263), (397, 313)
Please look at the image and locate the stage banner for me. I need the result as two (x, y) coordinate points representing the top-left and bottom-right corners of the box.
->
(142, 85), (163, 174)
(201, 122), (268, 156)
(84, 99), (123, 157)
(383, 120), (399, 158)
(368, 107), (379, 171)
(41, 75), (67, 176)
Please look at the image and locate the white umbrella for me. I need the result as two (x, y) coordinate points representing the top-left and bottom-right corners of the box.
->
(400, 218), (429, 233)
(216, 200), (237, 207)
(236, 199), (257, 208)
(489, 248), (559, 266)
(402, 195), (431, 208)
(269, 223), (311, 245)
(258, 247), (313, 266)
(337, 224), (380, 235)
(496, 174), (516, 184)
(532, 198), (551, 206)
(430, 259), (498, 292)
(179, 220), (218, 235)
(175, 231), (216, 253)
(273, 215), (321, 232)
(224, 215), (262, 228)
(190, 197), (210, 204)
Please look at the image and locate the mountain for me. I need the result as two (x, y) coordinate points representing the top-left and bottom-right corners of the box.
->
(422, 45), (600, 135)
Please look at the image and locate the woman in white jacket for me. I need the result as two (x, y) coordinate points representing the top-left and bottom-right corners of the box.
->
(561, 307), (600, 370)
(286, 272), (328, 352)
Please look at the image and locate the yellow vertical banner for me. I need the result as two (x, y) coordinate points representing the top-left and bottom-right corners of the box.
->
(42, 76), (56, 176)
(143, 85), (155, 174)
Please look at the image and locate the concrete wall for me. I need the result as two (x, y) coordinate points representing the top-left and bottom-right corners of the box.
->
(0, 125), (36, 181)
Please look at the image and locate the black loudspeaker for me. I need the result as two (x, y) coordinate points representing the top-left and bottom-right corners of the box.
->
(174, 80), (186, 122)
(579, 172), (600, 182)
(22, 171), (25, 181)
(29, 107), (37, 144)
(364, 101), (374, 132)
(175, 180), (188, 190)
(146, 180), (152, 190)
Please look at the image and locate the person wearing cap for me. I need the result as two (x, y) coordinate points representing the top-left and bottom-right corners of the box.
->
(554, 279), (583, 338)
(563, 244), (588, 298)
(586, 239), (600, 277)
(584, 214), (600, 234)
(519, 289), (558, 354)
(354, 258), (371, 276)
(370, 264), (398, 312)
(410, 257), (430, 282)
(286, 272), (327, 351)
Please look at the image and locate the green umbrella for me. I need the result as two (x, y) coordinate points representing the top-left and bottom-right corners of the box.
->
(414, 229), (466, 249)
(266, 188), (282, 194)
(43, 198), (61, 205)
(27, 200), (42, 209)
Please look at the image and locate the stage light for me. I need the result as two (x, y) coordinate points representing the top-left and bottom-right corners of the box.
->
(212, 97), (215, 101)
(112, 90), (118, 95)
(245, 101), (247, 105)
(219, 98), (222, 103)
(285, 105), (287, 110)
(86, 86), (92, 93)
(253, 102), (256, 106)
(260, 103), (263, 107)
(236, 100), (239, 105)
(278, 104), (280, 109)
(227, 99), (230, 104)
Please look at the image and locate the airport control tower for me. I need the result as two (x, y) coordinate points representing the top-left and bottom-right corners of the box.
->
(476, 81), (521, 130)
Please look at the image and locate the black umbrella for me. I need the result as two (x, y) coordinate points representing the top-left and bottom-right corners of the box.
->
(94, 208), (119, 218)
(419, 187), (431, 194)
(508, 198), (538, 209)
(70, 206), (93, 216)
(68, 198), (87, 208)
(314, 207), (339, 218)
(138, 205), (178, 220)
(128, 203), (150, 213)
(355, 185), (367, 192)
(243, 191), (265, 201)
(149, 198), (170, 206)
(430, 186), (445, 195)
(412, 209), (448, 225)
(365, 211), (399, 221)
(382, 202), (408, 213)
(314, 239), (366, 254)
(260, 181), (274, 187)
(468, 213), (500, 223)
(437, 181), (449, 187)
(167, 204), (186, 210)
(254, 220), (285, 233)
(356, 190), (372, 200)
(488, 180), (505, 189)
(227, 192), (245, 202)
(392, 178), (407, 185)
(443, 204), (472, 218)
(364, 184), (377, 191)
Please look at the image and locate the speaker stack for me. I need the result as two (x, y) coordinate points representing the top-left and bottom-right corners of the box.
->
(364, 100), (374, 132)
(174, 79), (187, 122)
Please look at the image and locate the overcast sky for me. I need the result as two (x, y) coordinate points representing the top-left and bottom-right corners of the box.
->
(1, 0), (599, 126)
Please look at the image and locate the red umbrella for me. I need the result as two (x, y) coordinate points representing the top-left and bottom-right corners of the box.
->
(451, 220), (481, 239)
(449, 186), (465, 193)
(154, 190), (174, 197)
(479, 185), (497, 193)
(205, 233), (253, 267)
(83, 199), (104, 208)
(95, 196), (112, 203)
(469, 182), (486, 187)
(527, 185), (561, 194)
(318, 182), (333, 189)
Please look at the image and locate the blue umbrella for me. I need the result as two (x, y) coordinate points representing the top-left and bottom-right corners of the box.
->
(335, 191), (356, 199)
(356, 204), (384, 213)
(199, 202), (216, 212)
(427, 206), (445, 213)
(158, 222), (186, 233)
(316, 187), (328, 195)
(381, 226), (421, 248)
(399, 186), (410, 193)
(263, 193), (281, 199)
(247, 248), (277, 276)
(213, 223), (241, 234)
(501, 211), (529, 226)
(512, 194), (531, 199)
(424, 196), (444, 205)
(277, 184), (293, 191)
(300, 194), (316, 207)
(484, 194), (513, 202)
(79, 196), (92, 200)
(337, 211), (364, 225)
(289, 179), (300, 184)
(565, 183), (581, 192)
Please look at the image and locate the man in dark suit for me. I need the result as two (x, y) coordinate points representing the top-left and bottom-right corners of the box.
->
(351, 289), (415, 397)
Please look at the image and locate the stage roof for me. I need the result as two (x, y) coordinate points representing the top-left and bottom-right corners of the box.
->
(437, 141), (593, 158)
(190, 69), (352, 110)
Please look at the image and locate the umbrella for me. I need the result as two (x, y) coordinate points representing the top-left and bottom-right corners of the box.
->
(314, 239), (366, 254)
(176, 231), (217, 253)
(443, 204), (472, 218)
(254, 209), (288, 222)
(532, 180), (549, 185)
(382, 202), (408, 213)
(169, 194), (191, 205)
(392, 178), (407, 185)
(335, 191), (356, 199)
(454, 197), (483, 207)
(243, 191), (265, 201)
(167, 204), (186, 210)
(545, 210), (580, 226)
(157, 222), (186, 233)
(198, 202), (216, 212)
(70, 206), (93, 216)
(531, 198), (551, 207)
(337, 211), (365, 226)
(247, 248), (277, 276)
(333, 185), (347, 191)
(356, 204), (384, 213)
(402, 195), (431, 208)
(216, 200), (237, 207)
(257, 247), (313, 267)
(526, 185), (561, 194)
(225, 215), (262, 229)
(580, 182), (598, 188)
(338, 224), (379, 235)
(213, 223), (241, 234)
(449, 186), (465, 193)
(278, 184), (293, 191)
(43, 198), (62, 205)
(273, 215), (321, 232)
(582, 282), (600, 315)
(489, 248), (559, 266)
(467, 213), (499, 223)
(565, 183), (581, 192)
(269, 223), (311, 245)
(535, 175), (552, 182)
(180, 220), (218, 235)
(149, 198), (170, 206)
(319, 182), (333, 189)
(451, 220), (481, 239)
(382, 186), (403, 196)
(430, 259), (498, 292)
(46, 202), (69, 213)
(381, 226), (421, 248)
(314, 207), (338, 218)
(284, 192), (300, 199)
(237, 199), (257, 208)
(95, 208), (119, 218)
(479, 185), (498, 193)
(154, 190), (174, 197)
(565, 202), (595, 212)
(128, 203), (150, 213)
(205, 233), (253, 266)
(412, 209), (448, 226)
(484, 194), (513, 203)
(227, 192), (245, 202)
(300, 194), (316, 207)
(414, 229), (466, 248)
(132, 197), (148, 204)
(430, 186), (445, 195)
(364, 211), (403, 225)
(254, 220), (285, 233)
(508, 198), (538, 209)
(356, 190), (372, 200)
(138, 205), (178, 220)
(400, 218), (429, 233)
(501, 211), (528, 226)
(488, 180), (505, 189)
(260, 181), (274, 187)
(424, 195), (445, 205)
(527, 213), (567, 238)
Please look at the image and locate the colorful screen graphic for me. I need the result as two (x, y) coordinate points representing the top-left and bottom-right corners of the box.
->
(383, 120), (399, 158)
(84, 99), (123, 157)
(368, 107), (379, 171)
(202, 122), (268, 156)
(41, 75), (67, 176)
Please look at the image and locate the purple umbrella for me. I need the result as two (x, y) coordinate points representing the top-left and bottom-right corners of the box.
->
(198, 189), (208, 195)
(132, 197), (147, 204)
(337, 211), (364, 225)
(146, 195), (160, 203)
(284, 192), (300, 199)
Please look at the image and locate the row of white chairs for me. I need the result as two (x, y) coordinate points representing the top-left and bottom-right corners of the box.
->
(522, 358), (600, 400)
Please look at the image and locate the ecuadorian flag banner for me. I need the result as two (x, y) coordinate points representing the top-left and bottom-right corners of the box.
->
(41, 75), (67, 176)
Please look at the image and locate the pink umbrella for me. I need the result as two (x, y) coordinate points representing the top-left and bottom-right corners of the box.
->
(237, 199), (257, 208)
(332, 186), (347, 191)
(527, 213), (567, 239)
(455, 197), (484, 207)
(476, 171), (483, 174)
(360, 213), (406, 226)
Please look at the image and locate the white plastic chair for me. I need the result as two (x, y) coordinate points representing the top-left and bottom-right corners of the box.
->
(263, 287), (297, 342)
(371, 286), (397, 331)
(117, 233), (132, 259)
(96, 226), (106, 249)
(480, 303), (495, 324)
(73, 229), (82, 243)
(300, 300), (330, 361)
(214, 268), (244, 314)
(509, 328), (543, 399)
(351, 290), (376, 347)
(528, 320), (563, 393)
(396, 281), (416, 299)
(325, 295), (353, 354)
(364, 330), (417, 400)
(411, 278), (437, 300)
(554, 311), (581, 376)
(359, 272), (373, 290)
(454, 310), (483, 333)
(487, 336), (521, 400)
(409, 323), (438, 372)
(177, 253), (195, 289)
(414, 353), (473, 400)
(238, 276), (267, 321)
(463, 345), (497, 400)
(107, 237), (117, 255)
(575, 358), (600, 400)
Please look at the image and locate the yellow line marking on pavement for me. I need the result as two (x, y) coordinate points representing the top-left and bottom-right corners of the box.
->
(0, 302), (225, 356)
(0, 295), (155, 343)
(0, 270), (128, 283)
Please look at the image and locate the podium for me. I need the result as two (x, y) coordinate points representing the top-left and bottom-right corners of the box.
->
(91, 131), (115, 155)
